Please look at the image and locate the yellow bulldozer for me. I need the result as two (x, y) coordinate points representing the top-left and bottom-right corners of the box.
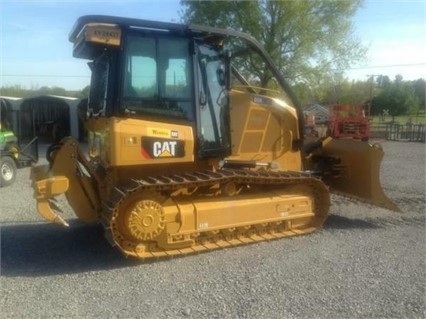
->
(30, 15), (399, 259)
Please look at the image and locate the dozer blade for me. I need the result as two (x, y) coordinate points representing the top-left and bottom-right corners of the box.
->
(312, 137), (400, 212)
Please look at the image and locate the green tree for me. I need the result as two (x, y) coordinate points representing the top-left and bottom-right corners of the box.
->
(292, 82), (315, 106)
(0, 85), (84, 98)
(0, 85), (28, 98)
(376, 75), (391, 88)
(181, 0), (366, 85)
(371, 78), (420, 121)
(293, 75), (373, 107)
(412, 79), (425, 111)
(78, 85), (90, 99)
(322, 79), (373, 106)
(34, 86), (69, 97)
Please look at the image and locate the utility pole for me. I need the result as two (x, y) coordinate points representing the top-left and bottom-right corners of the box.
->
(366, 74), (381, 117)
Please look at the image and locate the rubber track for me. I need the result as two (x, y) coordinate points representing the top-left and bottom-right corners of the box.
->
(102, 169), (330, 259)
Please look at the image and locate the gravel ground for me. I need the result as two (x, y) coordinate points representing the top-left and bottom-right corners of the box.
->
(1, 140), (425, 319)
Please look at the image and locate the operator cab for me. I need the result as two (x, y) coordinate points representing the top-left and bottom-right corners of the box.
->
(70, 15), (304, 165)
(71, 16), (230, 159)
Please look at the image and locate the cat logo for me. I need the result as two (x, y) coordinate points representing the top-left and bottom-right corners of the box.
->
(153, 141), (177, 157)
(141, 137), (184, 159)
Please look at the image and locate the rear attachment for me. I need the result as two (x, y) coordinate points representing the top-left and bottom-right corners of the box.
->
(30, 138), (101, 226)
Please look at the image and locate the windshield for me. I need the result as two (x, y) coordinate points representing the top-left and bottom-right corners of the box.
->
(122, 35), (194, 120)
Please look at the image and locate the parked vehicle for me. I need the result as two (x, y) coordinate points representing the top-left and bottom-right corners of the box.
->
(30, 16), (398, 259)
(1, 98), (38, 187)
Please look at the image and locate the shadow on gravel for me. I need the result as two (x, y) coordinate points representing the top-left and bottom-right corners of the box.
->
(0, 221), (153, 277)
(324, 214), (382, 230)
(1, 214), (385, 277)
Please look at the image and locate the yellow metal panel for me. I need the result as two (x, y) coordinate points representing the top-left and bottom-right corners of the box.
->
(246, 108), (270, 130)
(240, 132), (263, 153)
(85, 116), (196, 170)
(228, 89), (302, 171)
(99, 117), (194, 166)
(193, 193), (312, 231)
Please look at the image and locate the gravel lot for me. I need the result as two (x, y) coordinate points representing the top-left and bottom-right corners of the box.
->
(1, 140), (425, 319)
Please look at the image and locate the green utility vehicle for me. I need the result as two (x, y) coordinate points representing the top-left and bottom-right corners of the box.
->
(0, 98), (38, 187)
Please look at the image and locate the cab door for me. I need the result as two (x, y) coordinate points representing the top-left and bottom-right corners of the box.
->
(196, 43), (231, 158)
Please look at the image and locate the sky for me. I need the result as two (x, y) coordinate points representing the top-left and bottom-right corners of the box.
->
(0, 0), (425, 91)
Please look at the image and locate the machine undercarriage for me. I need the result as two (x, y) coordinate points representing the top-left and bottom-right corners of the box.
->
(103, 169), (330, 258)
(32, 138), (330, 259)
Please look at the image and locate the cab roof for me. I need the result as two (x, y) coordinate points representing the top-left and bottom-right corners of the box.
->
(69, 15), (225, 43)
(68, 15), (302, 125)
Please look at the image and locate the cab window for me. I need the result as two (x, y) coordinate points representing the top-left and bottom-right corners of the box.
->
(123, 35), (193, 120)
